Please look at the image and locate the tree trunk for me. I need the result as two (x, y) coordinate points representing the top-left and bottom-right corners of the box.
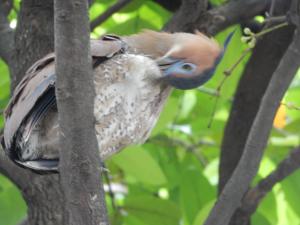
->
(54, 0), (109, 224)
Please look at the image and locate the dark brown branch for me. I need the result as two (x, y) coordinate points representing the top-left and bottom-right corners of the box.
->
(0, 0), (14, 66)
(207, 0), (271, 35)
(204, 5), (300, 225)
(153, 0), (182, 12)
(231, 146), (300, 225)
(54, 0), (108, 224)
(90, 0), (131, 31)
(164, 0), (208, 32)
(165, 0), (271, 35)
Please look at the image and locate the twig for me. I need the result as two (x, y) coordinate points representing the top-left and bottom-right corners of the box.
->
(224, 48), (252, 76)
(148, 135), (215, 166)
(102, 163), (117, 211)
(263, 15), (287, 24)
(281, 102), (300, 110)
(208, 47), (251, 128)
(209, 21), (286, 128)
(255, 22), (289, 38)
(269, 0), (277, 16)
(90, 0), (131, 31)
(204, 3), (300, 224)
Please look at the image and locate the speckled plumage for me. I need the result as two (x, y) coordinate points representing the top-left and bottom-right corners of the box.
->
(20, 53), (170, 163)
(93, 54), (171, 159)
(2, 30), (227, 172)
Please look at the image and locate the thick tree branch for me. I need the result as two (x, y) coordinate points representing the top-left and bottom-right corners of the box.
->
(90, 0), (131, 31)
(204, 6), (300, 225)
(164, 0), (208, 32)
(232, 146), (300, 225)
(12, 0), (54, 89)
(165, 0), (271, 35)
(206, 0), (270, 34)
(0, 1), (70, 225)
(54, 0), (108, 224)
(0, 142), (32, 189)
(153, 0), (181, 11)
(0, 0), (14, 66)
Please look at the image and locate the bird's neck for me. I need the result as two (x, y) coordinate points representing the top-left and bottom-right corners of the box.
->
(123, 30), (174, 59)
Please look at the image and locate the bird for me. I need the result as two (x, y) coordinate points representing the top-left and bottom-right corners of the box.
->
(1, 30), (233, 172)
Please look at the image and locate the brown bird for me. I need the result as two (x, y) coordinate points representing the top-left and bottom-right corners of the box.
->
(1, 30), (232, 172)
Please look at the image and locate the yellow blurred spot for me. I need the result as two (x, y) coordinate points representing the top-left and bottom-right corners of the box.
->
(273, 104), (286, 129)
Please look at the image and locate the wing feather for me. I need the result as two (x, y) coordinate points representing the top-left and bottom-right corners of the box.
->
(2, 39), (125, 167)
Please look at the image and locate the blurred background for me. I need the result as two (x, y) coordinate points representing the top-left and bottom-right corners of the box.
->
(0, 0), (300, 225)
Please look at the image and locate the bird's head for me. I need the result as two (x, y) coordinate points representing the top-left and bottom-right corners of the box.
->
(155, 31), (233, 90)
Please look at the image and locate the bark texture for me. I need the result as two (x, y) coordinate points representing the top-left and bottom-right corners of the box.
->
(0, 1), (66, 225)
(54, 0), (108, 224)
(12, 0), (54, 89)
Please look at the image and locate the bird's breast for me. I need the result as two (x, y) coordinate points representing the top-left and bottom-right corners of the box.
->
(93, 54), (172, 159)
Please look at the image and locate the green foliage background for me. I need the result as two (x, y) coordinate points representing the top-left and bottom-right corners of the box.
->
(1, 0), (300, 225)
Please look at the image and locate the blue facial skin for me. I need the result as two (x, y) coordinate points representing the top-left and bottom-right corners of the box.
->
(163, 30), (235, 90)
(163, 58), (221, 90)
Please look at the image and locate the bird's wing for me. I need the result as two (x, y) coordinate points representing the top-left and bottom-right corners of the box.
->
(3, 54), (56, 151)
(2, 38), (125, 164)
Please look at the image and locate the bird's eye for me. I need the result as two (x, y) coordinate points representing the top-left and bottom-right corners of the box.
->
(181, 63), (194, 71)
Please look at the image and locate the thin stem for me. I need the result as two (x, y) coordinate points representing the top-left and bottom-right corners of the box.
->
(255, 22), (289, 38)
(224, 48), (252, 76)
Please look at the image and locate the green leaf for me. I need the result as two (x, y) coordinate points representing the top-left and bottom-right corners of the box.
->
(151, 96), (179, 135)
(120, 0), (145, 13)
(180, 154), (215, 224)
(143, 143), (181, 188)
(192, 200), (215, 225)
(251, 212), (272, 225)
(281, 171), (300, 217)
(0, 175), (27, 225)
(111, 146), (167, 186)
(256, 189), (278, 225)
(178, 90), (197, 120)
(0, 60), (10, 100)
(124, 196), (181, 225)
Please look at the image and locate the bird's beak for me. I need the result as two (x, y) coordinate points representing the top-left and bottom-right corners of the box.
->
(155, 56), (180, 71)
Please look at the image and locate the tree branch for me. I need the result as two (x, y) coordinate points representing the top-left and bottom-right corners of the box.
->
(204, 5), (300, 225)
(0, 142), (33, 189)
(54, 0), (109, 224)
(12, 0), (54, 88)
(206, 0), (271, 35)
(218, 0), (294, 196)
(231, 146), (300, 225)
(165, 0), (271, 35)
(153, 0), (182, 12)
(90, 0), (131, 31)
(164, 0), (208, 32)
(0, 0), (14, 66)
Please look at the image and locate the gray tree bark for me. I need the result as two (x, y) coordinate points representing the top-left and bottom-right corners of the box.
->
(54, 0), (109, 224)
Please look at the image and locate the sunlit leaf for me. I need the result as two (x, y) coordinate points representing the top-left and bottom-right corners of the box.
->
(111, 146), (167, 186)
(124, 196), (181, 225)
